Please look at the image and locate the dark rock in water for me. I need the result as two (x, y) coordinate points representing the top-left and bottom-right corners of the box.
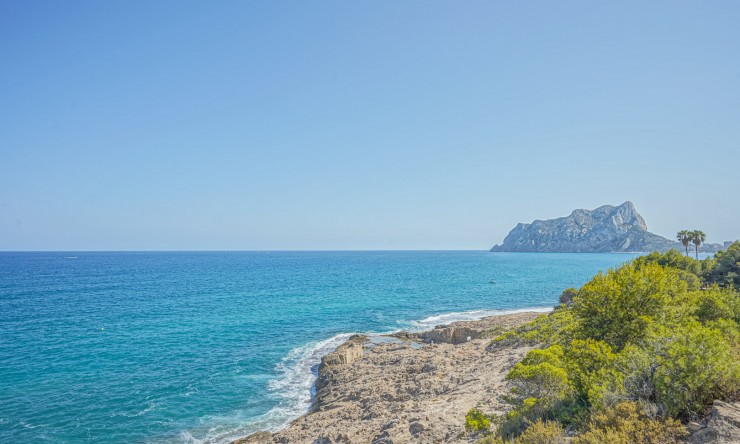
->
(490, 201), (680, 253)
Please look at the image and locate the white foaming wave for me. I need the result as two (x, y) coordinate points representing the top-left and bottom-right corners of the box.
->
(407, 307), (553, 331)
(180, 307), (552, 443)
(179, 431), (203, 444)
(179, 333), (357, 444)
(266, 332), (357, 419)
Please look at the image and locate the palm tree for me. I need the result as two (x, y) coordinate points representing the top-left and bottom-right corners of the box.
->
(677, 230), (692, 256)
(691, 230), (706, 260)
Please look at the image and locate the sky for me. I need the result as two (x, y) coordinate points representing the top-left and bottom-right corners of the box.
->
(1, 1), (739, 250)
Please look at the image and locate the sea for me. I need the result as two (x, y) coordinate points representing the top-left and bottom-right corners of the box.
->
(0, 251), (642, 443)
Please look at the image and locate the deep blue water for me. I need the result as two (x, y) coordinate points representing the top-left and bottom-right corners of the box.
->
(0, 251), (640, 443)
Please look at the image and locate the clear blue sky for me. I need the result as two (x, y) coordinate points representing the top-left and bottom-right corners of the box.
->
(1, 1), (738, 250)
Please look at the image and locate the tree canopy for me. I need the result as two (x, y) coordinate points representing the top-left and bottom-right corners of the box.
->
(482, 243), (740, 443)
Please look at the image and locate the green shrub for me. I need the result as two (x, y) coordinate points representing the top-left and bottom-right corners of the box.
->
(633, 249), (705, 277)
(506, 345), (571, 403)
(573, 263), (687, 350)
(694, 287), (740, 324)
(514, 419), (565, 444)
(559, 287), (578, 306)
(501, 345), (573, 436)
(478, 420), (564, 443)
(563, 339), (621, 407)
(675, 269), (703, 291)
(466, 407), (492, 432)
(573, 401), (687, 444)
(489, 255), (740, 440)
(492, 308), (574, 347)
(706, 318), (740, 348)
(708, 241), (740, 288)
(652, 322), (740, 417)
(612, 344), (655, 404)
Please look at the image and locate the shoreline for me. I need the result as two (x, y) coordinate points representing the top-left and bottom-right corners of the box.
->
(233, 310), (549, 444)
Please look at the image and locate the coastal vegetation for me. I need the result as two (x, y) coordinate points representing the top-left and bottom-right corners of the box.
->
(692, 230), (707, 259)
(475, 242), (740, 443)
(676, 229), (708, 259)
(466, 408), (493, 432)
(677, 230), (693, 257)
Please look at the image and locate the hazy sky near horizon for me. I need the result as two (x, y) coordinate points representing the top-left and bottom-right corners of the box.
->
(1, 1), (739, 250)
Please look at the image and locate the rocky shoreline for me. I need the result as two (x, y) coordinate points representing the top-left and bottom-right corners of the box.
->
(234, 311), (544, 444)
(233, 310), (740, 444)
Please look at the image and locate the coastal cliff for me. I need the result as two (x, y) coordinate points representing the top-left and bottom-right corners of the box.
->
(490, 201), (679, 253)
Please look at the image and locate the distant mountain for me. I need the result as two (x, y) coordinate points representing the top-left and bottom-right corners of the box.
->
(490, 202), (680, 253)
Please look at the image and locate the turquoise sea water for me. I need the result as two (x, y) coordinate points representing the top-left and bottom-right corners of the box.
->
(0, 251), (640, 443)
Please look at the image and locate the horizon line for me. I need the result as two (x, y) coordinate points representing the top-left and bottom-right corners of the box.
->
(0, 249), (696, 254)
(0, 249), (493, 253)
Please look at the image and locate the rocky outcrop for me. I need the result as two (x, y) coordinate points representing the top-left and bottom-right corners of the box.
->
(686, 400), (740, 443)
(420, 326), (480, 344)
(233, 312), (544, 444)
(315, 335), (365, 393)
(320, 336), (364, 367)
(490, 201), (680, 253)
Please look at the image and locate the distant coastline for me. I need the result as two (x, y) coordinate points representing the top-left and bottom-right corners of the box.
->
(491, 201), (732, 254)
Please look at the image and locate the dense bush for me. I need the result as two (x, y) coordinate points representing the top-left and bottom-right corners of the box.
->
(478, 420), (565, 444)
(558, 287), (578, 306)
(492, 307), (574, 347)
(501, 345), (572, 435)
(513, 420), (565, 444)
(708, 241), (740, 288)
(465, 407), (492, 432)
(572, 262), (686, 350)
(485, 249), (740, 440)
(651, 322), (740, 417)
(506, 345), (570, 402)
(573, 401), (687, 444)
(694, 288), (740, 323)
(633, 249), (706, 276)
(563, 339), (621, 408)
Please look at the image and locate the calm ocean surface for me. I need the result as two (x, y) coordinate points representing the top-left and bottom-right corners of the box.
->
(0, 251), (640, 443)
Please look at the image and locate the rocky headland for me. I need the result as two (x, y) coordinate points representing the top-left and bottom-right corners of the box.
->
(490, 201), (680, 253)
(234, 312), (542, 444)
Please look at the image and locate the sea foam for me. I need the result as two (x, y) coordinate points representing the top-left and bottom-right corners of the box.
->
(180, 333), (358, 443)
(406, 306), (553, 331)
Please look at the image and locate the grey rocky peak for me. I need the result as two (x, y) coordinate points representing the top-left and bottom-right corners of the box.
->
(491, 201), (680, 253)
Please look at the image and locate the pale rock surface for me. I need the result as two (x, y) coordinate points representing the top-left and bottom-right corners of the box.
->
(233, 312), (542, 444)
(320, 336), (365, 367)
(687, 401), (740, 444)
